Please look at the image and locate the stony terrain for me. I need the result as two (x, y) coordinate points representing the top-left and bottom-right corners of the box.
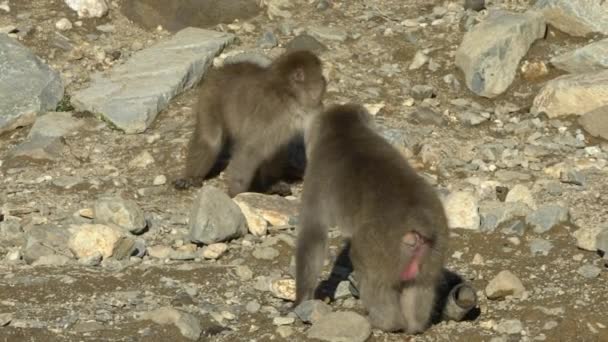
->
(1, 0), (608, 341)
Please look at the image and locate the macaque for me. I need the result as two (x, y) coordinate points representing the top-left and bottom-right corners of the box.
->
(174, 50), (326, 197)
(295, 103), (449, 333)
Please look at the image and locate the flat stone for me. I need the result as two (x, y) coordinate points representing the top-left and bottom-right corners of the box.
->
(94, 196), (147, 234)
(0, 35), (64, 135)
(0, 313), (13, 326)
(233, 193), (298, 237)
(72, 28), (234, 133)
(443, 191), (481, 230)
(534, 0), (608, 37)
(285, 34), (328, 53)
(579, 106), (608, 141)
(485, 270), (525, 299)
(495, 319), (523, 335)
(307, 311), (371, 342)
(22, 225), (71, 264)
(455, 9), (546, 98)
(531, 70), (608, 118)
(141, 307), (201, 341)
(189, 186), (248, 244)
(525, 204), (569, 233)
(307, 26), (348, 42)
(529, 238), (553, 256)
(573, 226), (607, 251)
(551, 38), (608, 74)
(577, 264), (601, 279)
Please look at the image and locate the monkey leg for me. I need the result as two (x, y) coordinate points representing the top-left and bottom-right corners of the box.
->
(295, 217), (328, 305)
(175, 113), (223, 190)
(400, 284), (435, 334)
(358, 278), (406, 332)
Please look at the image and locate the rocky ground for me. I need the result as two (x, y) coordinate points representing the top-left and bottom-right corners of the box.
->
(1, 0), (608, 341)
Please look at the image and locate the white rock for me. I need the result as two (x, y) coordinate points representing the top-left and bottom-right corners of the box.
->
(64, 0), (109, 18)
(485, 270), (526, 299)
(573, 226), (604, 251)
(68, 224), (125, 259)
(201, 243), (228, 259)
(234, 199), (268, 236)
(129, 151), (155, 168)
(443, 191), (480, 230)
(153, 175), (167, 185)
(270, 278), (296, 301)
(55, 18), (73, 31)
(505, 184), (536, 209)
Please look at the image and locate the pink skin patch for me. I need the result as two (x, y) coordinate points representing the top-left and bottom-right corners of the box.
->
(400, 232), (429, 281)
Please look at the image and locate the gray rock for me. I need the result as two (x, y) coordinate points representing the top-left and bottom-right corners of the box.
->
(577, 264), (601, 279)
(501, 220), (525, 236)
(22, 225), (71, 264)
(411, 85), (435, 100)
(246, 300), (261, 313)
(534, 0), (608, 37)
(307, 26), (348, 42)
(257, 30), (278, 49)
(307, 311), (371, 342)
(224, 52), (272, 67)
(525, 205), (569, 233)
(294, 300), (332, 323)
(551, 39), (608, 74)
(94, 196), (147, 234)
(141, 307), (201, 340)
(464, 0), (485, 11)
(560, 169), (586, 186)
(410, 107), (444, 126)
(0, 220), (23, 241)
(0, 313), (12, 326)
(458, 111), (488, 126)
(0, 35), (64, 135)
(573, 226), (607, 251)
(455, 10), (546, 98)
(26, 112), (80, 139)
(32, 254), (72, 266)
(285, 34), (327, 53)
(252, 246), (279, 260)
(529, 238), (553, 256)
(597, 229), (608, 257)
(480, 201), (532, 232)
(531, 70), (608, 118)
(579, 106), (608, 140)
(72, 28), (234, 133)
(189, 186), (248, 244)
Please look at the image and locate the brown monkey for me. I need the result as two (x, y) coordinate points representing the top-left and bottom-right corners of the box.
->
(174, 50), (326, 197)
(295, 103), (449, 333)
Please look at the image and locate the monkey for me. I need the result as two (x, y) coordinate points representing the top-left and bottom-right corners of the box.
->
(295, 103), (449, 333)
(174, 50), (327, 197)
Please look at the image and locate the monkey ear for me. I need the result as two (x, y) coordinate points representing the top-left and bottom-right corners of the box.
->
(291, 67), (306, 83)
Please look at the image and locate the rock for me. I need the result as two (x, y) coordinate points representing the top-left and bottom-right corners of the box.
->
(505, 184), (536, 209)
(294, 300), (332, 323)
(277, 326), (294, 338)
(270, 278), (296, 301)
(245, 300), (261, 313)
(55, 18), (72, 31)
(465, 0), (485, 11)
(200, 243), (228, 259)
(285, 34), (328, 54)
(485, 270), (525, 299)
(531, 70), (608, 118)
(495, 319), (523, 335)
(147, 245), (172, 259)
(68, 224), (125, 259)
(525, 204), (569, 233)
(122, 0), (260, 33)
(443, 191), (481, 230)
(410, 107), (444, 126)
(307, 26), (348, 42)
(257, 30), (278, 49)
(233, 193), (298, 236)
(189, 186), (248, 244)
(253, 246), (279, 260)
(534, 0), (608, 37)
(153, 175), (167, 185)
(129, 151), (155, 168)
(409, 51), (429, 70)
(32, 254), (72, 266)
(72, 28), (234, 133)
(455, 10), (545, 98)
(236, 265), (254, 281)
(411, 85), (435, 100)
(520, 60), (549, 80)
(597, 229), (608, 256)
(573, 226), (607, 251)
(273, 316), (295, 326)
(529, 238), (553, 256)
(560, 168), (586, 186)
(23, 225), (71, 264)
(0, 35), (64, 135)
(307, 311), (371, 342)
(0, 313), (12, 326)
(579, 106), (608, 141)
(141, 307), (201, 340)
(223, 51), (272, 67)
(0, 1), (9, 12)
(10, 112), (85, 161)
(577, 264), (601, 279)
(94, 196), (147, 234)
(551, 38), (608, 74)
(65, 0), (108, 18)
